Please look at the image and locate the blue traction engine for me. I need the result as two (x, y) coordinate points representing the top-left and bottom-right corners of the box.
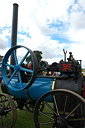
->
(1, 45), (85, 128)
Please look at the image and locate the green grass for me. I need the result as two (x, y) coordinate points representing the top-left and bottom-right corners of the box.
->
(13, 103), (53, 128)
(14, 109), (35, 128)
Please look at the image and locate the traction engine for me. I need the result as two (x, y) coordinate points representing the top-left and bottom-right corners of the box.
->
(0, 45), (85, 128)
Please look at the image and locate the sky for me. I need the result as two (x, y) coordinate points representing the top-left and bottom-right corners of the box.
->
(0, 0), (85, 68)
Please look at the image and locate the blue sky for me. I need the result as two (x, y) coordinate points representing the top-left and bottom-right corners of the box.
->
(0, 0), (85, 67)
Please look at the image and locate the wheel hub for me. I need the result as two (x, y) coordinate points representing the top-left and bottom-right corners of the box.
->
(0, 107), (6, 116)
(14, 65), (20, 71)
(55, 116), (68, 128)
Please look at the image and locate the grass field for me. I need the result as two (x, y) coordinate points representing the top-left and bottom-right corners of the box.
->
(13, 101), (53, 128)
(14, 109), (35, 128)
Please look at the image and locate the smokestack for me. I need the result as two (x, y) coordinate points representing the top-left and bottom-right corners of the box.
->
(11, 3), (18, 48)
(10, 3), (18, 73)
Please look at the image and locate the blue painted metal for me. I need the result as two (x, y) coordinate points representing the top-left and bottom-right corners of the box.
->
(29, 77), (54, 101)
(1, 45), (35, 91)
(8, 77), (54, 101)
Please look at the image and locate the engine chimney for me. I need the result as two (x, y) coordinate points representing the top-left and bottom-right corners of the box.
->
(10, 3), (18, 73)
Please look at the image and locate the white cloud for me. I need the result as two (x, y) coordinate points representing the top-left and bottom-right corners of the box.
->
(1, 0), (85, 68)
(0, 0), (13, 27)
(78, 0), (85, 10)
(70, 11), (85, 29)
(0, 34), (8, 50)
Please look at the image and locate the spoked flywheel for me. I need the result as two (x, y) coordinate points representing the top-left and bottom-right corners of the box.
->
(1, 45), (38, 91)
(0, 93), (17, 128)
(34, 89), (85, 128)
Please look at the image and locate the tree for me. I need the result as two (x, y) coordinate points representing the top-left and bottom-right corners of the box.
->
(26, 50), (43, 64)
(26, 50), (48, 66)
(40, 60), (48, 67)
(33, 50), (43, 63)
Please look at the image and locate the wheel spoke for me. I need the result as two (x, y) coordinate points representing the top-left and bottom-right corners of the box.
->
(66, 103), (80, 119)
(40, 111), (54, 120)
(44, 101), (58, 116)
(63, 96), (68, 114)
(20, 67), (33, 73)
(5, 109), (12, 113)
(7, 112), (12, 117)
(4, 116), (8, 128)
(5, 63), (14, 69)
(20, 51), (29, 66)
(53, 95), (59, 115)
(3, 96), (6, 107)
(6, 100), (10, 108)
(17, 70), (22, 84)
(0, 97), (3, 107)
(0, 116), (3, 127)
(0, 97), (8, 107)
(14, 50), (18, 65)
(7, 70), (17, 85)
(4, 115), (11, 124)
(0, 96), (6, 107)
(40, 121), (55, 125)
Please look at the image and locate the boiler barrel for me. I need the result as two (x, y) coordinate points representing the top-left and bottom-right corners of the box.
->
(8, 77), (54, 101)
